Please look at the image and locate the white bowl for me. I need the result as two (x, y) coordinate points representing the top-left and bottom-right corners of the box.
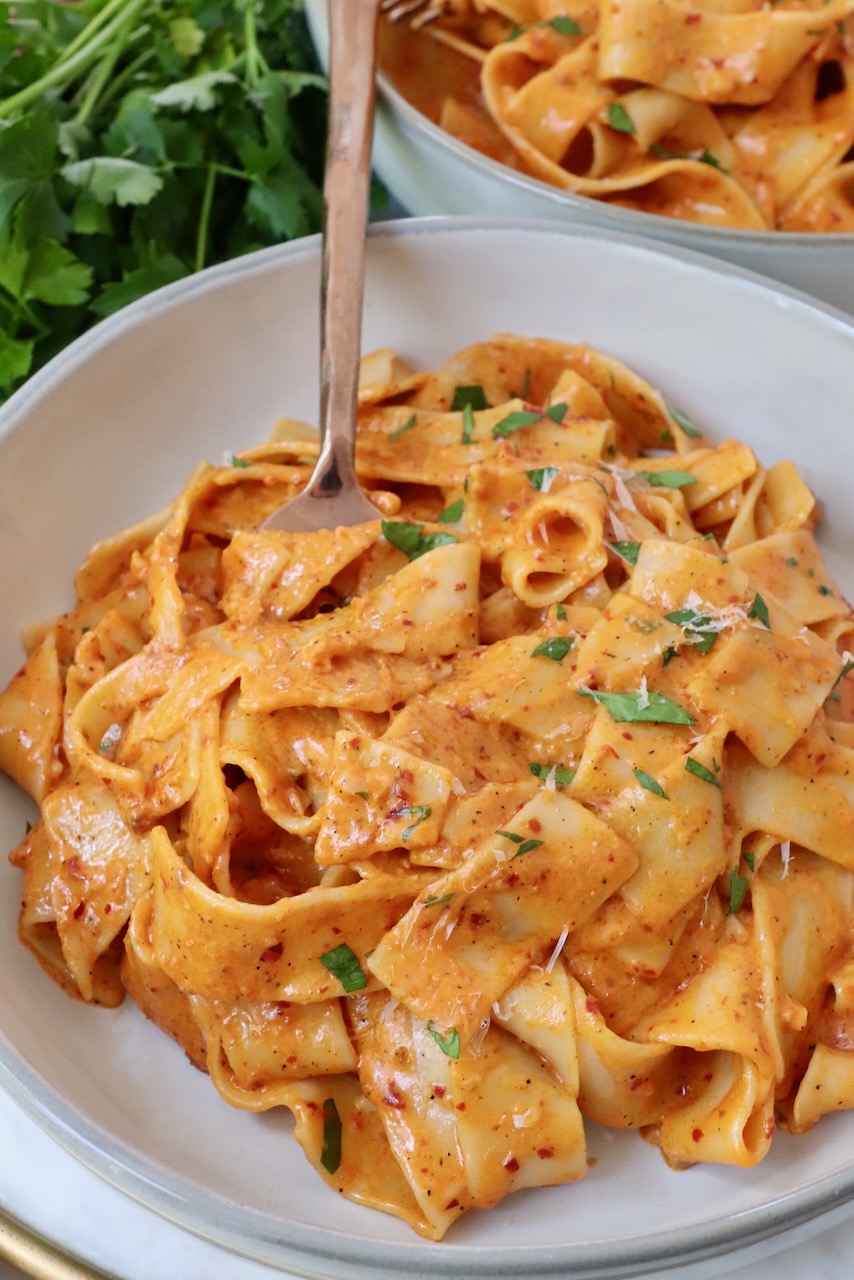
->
(2, 218), (854, 1280)
(303, 0), (854, 316)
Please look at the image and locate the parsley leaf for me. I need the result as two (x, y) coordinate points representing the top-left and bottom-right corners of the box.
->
(727, 867), (749, 914)
(320, 1098), (342, 1173)
(388, 413), (417, 441)
(528, 762), (575, 785)
(451, 384), (488, 411)
(395, 804), (432, 841)
(607, 540), (641, 565)
(578, 686), (695, 725)
(461, 402), (476, 445)
(495, 830), (545, 858)
(437, 498), (464, 523)
(633, 768), (669, 799)
(492, 409), (543, 439)
(423, 892), (454, 908)
(530, 636), (575, 663)
(318, 943), (367, 993)
(748, 593), (771, 629)
(665, 402), (702, 438)
(666, 607), (717, 655)
(381, 520), (459, 560)
(635, 470), (697, 489)
(685, 757), (722, 788)
(527, 466), (559, 491)
(427, 1021), (461, 1058)
(606, 102), (635, 134)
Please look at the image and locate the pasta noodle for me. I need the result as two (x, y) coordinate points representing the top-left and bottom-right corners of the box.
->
(378, 0), (854, 231)
(1, 333), (853, 1239)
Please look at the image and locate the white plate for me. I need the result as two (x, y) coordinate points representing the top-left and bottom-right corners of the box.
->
(303, 0), (854, 316)
(1, 219), (854, 1280)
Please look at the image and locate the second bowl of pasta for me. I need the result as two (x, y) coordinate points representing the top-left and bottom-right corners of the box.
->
(305, 0), (854, 314)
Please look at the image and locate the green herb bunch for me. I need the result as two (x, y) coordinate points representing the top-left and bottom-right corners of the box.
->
(0, 0), (329, 400)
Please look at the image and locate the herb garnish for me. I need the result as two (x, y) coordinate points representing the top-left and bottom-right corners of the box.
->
(530, 636), (574, 663)
(635, 470), (697, 489)
(427, 1021), (461, 1058)
(685, 758), (722, 788)
(607, 540), (641, 565)
(495, 830), (545, 858)
(381, 520), (459, 560)
(318, 943), (367, 993)
(528, 762), (575, 785)
(748, 593), (771, 629)
(606, 102), (635, 134)
(451, 384), (488, 411)
(666, 607), (718, 655)
(320, 1097), (342, 1173)
(727, 867), (749, 914)
(492, 403), (566, 439)
(388, 413), (417, 441)
(650, 143), (728, 174)
(578, 686), (695, 725)
(437, 498), (464, 523)
(633, 768), (669, 799)
(423, 892), (454, 908)
(527, 466), (560, 491)
(396, 804), (432, 841)
(665, 402), (702, 438)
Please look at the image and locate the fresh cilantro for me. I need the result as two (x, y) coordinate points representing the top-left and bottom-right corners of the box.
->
(437, 498), (464, 523)
(578, 686), (695, 725)
(527, 467), (559, 491)
(650, 143), (728, 174)
(555, 603), (567, 621)
(461, 402), (476, 445)
(727, 867), (749, 914)
(635, 470), (697, 489)
(451, 384), (488, 411)
(607, 540), (641, 565)
(606, 103), (636, 134)
(748, 593), (771, 629)
(423, 892), (454, 908)
(395, 804), (432, 841)
(318, 943), (367, 993)
(427, 1021), (461, 1059)
(544, 401), (567, 422)
(229, 455), (252, 468)
(665, 402), (702, 438)
(388, 413), (417, 441)
(633, 768), (669, 799)
(0, 0), (329, 402)
(320, 1098), (342, 1173)
(666, 607), (717, 655)
(492, 409), (542, 438)
(495, 830), (545, 858)
(506, 15), (581, 40)
(381, 520), (459, 560)
(530, 636), (574, 663)
(528, 762), (575, 785)
(743, 851), (756, 871)
(685, 757), (722, 788)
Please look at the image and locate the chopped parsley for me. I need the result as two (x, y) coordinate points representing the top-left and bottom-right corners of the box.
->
(606, 102), (635, 134)
(727, 867), (750, 915)
(461, 402), (476, 444)
(650, 143), (728, 174)
(607, 540), (641, 565)
(381, 520), (459, 560)
(320, 1098), (342, 1174)
(635, 470), (697, 489)
(665, 402), (702, 438)
(318, 943), (367, 993)
(423, 892), (454, 908)
(427, 1021), (461, 1059)
(666, 607), (717, 655)
(578, 686), (695, 725)
(492, 403), (566, 439)
(387, 413), (417, 441)
(506, 15), (581, 40)
(437, 498), (464, 523)
(530, 636), (575, 663)
(396, 804), (432, 841)
(633, 768), (669, 799)
(229, 454), (252, 468)
(451, 384), (488, 411)
(528, 762), (575, 785)
(555, 603), (567, 621)
(747, 593), (771, 629)
(495, 830), (545, 858)
(685, 757), (722, 788)
(527, 466), (560, 491)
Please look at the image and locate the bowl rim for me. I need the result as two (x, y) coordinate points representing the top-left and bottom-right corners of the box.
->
(3, 216), (854, 1280)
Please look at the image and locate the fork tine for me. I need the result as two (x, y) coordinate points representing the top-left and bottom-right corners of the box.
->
(380, 0), (430, 21)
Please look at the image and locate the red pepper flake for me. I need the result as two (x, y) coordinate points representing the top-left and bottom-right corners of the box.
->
(622, 731), (634, 741)
(73, 900), (86, 920)
(685, 11), (701, 21)
(445, 1198), (460, 1210)
(503, 1156), (520, 1172)
(692, 1128), (704, 1143)
(586, 997), (600, 1016)
(765, 1117), (776, 1140)
(454, 582), (468, 592)
(383, 1080), (406, 1109)
(469, 912), (487, 928)
(104, 903), (112, 914)
(456, 1102), (467, 1112)
(537, 1148), (554, 1159)
(528, 818), (542, 833)
(432, 1084), (446, 1098)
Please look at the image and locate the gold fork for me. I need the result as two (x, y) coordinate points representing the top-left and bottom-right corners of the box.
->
(379, 0), (455, 28)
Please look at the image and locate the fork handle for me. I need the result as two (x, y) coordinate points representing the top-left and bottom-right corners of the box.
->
(312, 0), (380, 500)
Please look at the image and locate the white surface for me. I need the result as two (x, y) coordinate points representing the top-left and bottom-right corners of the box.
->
(303, 0), (854, 316)
(1, 219), (854, 1280)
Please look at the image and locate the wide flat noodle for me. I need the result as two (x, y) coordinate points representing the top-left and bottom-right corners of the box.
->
(1, 334), (853, 1239)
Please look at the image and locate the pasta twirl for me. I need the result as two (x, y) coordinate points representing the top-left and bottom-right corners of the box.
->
(378, 1), (854, 231)
(1, 334), (853, 1239)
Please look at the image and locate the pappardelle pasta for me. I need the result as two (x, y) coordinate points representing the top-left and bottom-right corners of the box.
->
(378, 0), (854, 231)
(2, 334), (853, 1239)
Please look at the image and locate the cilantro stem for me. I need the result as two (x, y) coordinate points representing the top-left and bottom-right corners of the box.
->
(0, 0), (148, 120)
(74, 9), (141, 126)
(93, 45), (156, 115)
(195, 162), (218, 273)
(244, 6), (266, 87)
